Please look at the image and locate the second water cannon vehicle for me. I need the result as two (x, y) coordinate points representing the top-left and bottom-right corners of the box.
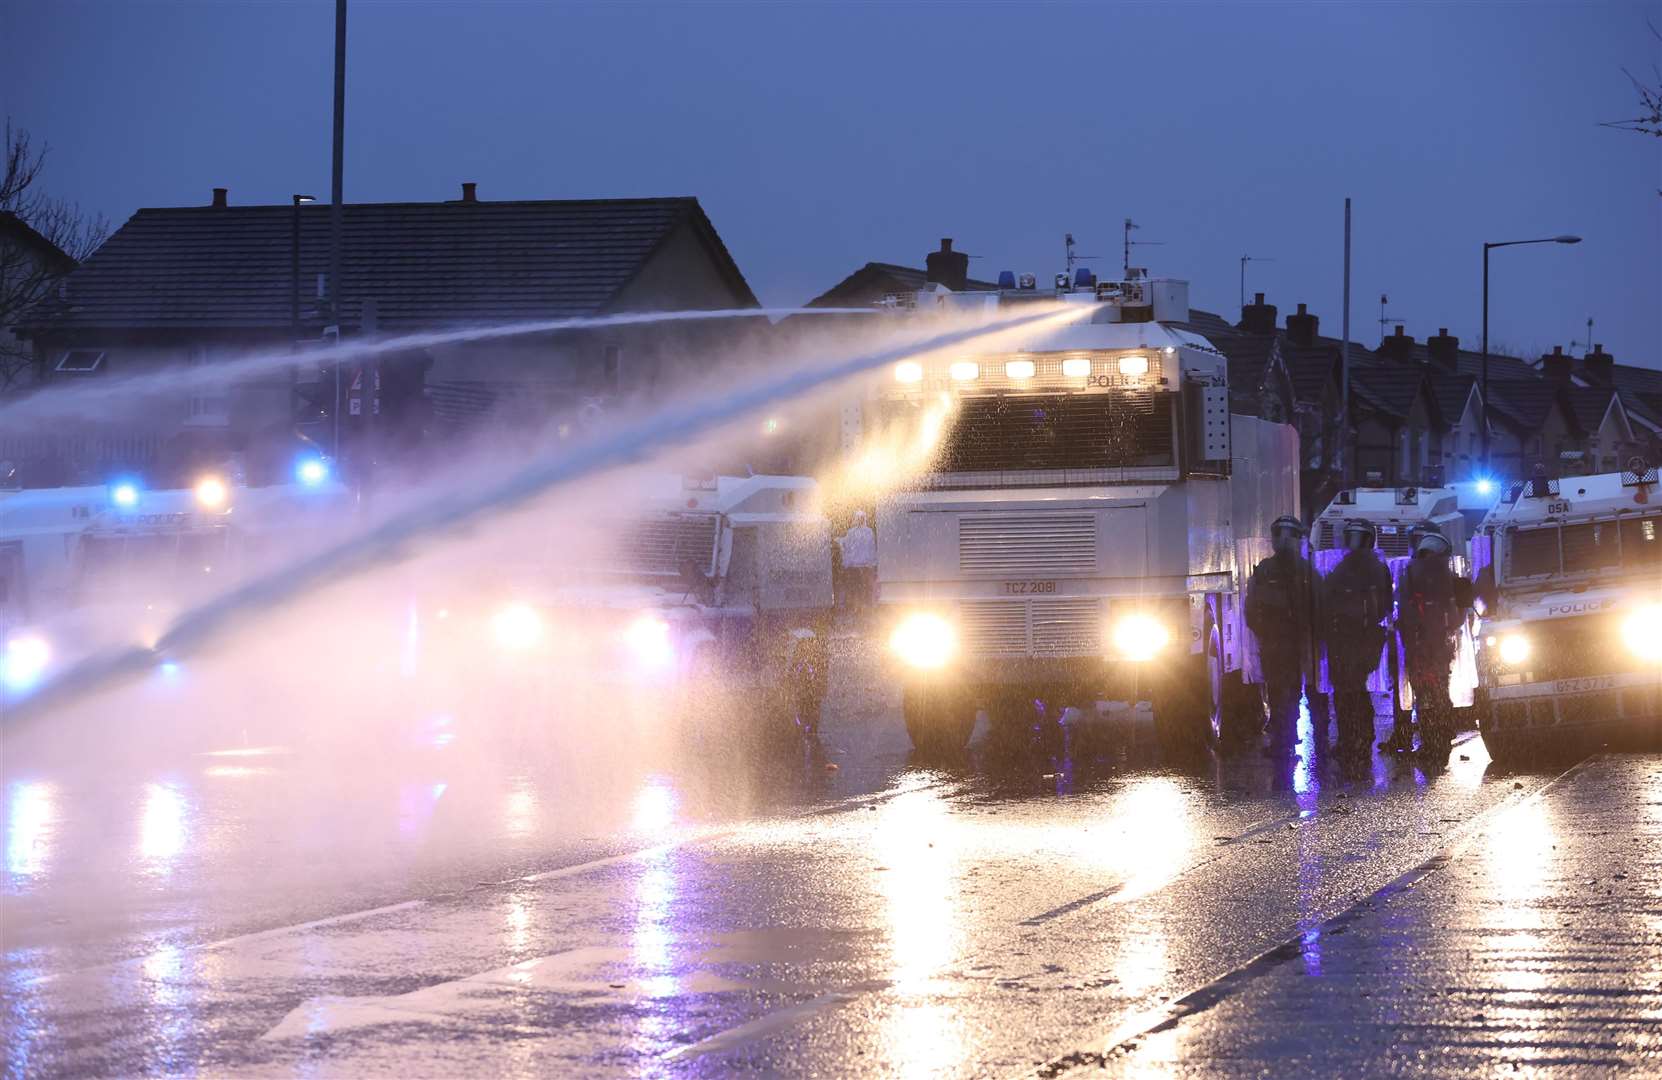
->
(453, 473), (836, 740)
(1473, 464), (1662, 764)
(1312, 481), (1473, 561)
(865, 267), (1299, 750)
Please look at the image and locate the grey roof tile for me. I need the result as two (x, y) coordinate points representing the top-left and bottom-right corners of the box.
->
(20, 197), (756, 332)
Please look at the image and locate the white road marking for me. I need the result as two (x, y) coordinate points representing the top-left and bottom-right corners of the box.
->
(198, 899), (429, 952)
(662, 991), (861, 1062)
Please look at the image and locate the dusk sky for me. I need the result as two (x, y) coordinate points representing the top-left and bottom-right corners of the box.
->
(4, 0), (1658, 365)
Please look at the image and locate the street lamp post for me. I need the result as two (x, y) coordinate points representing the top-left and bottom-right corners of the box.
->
(1480, 234), (1581, 471)
(290, 194), (315, 338)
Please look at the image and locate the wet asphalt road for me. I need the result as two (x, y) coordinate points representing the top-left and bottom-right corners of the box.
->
(3, 635), (1654, 1078)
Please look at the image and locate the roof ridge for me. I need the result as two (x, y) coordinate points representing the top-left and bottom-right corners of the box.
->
(131, 195), (702, 214)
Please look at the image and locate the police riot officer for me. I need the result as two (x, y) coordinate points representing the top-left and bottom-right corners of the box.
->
(1396, 529), (1460, 755)
(1246, 515), (1316, 758)
(1320, 519), (1394, 762)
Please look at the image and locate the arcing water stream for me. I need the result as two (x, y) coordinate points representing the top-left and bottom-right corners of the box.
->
(5, 305), (1083, 724)
(0, 306), (868, 426)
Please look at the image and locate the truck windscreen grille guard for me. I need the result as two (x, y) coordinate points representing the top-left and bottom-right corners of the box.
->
(1505, 515), (1662, 580)
(592, 514), (720, 578)
(918, 392), (1176, 476)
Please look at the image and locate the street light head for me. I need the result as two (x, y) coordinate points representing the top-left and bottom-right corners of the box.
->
(294, 194), (316, 204)
(1554, 235), (1582, 244)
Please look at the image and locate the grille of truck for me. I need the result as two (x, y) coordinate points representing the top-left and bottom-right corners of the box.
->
(1505, 613), (1630, 682)
(936, 392), (1174, 473)
(1377, 532), (1412, 558)
(599, 514), (719, 577)
(958, 597), (1104, 657)
(958, 513), (1097, 576)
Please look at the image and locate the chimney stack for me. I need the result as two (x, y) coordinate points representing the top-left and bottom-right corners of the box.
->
(924, 238), (969, 291)
(1285, 302), (1319, 347)
(460, 182), (477, 203)
(211, 187), (228, 208)
(1240, 291), (1277, 335)
(1426, 328), (1460, 372)
(1377, 324), (1416, 364)
(1541, 345), (1571, 382)
(1584, 344), (1614, 384)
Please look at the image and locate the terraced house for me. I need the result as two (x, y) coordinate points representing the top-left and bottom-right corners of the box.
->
(7, 186), (759, 487)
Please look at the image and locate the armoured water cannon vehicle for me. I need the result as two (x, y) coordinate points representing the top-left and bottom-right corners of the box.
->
(440, 473), (835, 742)
(1312, 481), (1472, 561)
(1473, 463), (1662, 764)
(858, 266), (1298, 752)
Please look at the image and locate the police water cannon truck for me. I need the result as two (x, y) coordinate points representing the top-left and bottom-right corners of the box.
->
(449, 474), (835, 741)
(863, 265), (1299, 751)
(1312, 482), (1472, 561)
(1473, 463), (1662, 764)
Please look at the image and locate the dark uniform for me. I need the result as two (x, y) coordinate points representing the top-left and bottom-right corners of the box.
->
(1396, 533), (1461, 753)
(1245, 516), (1316, 756)
(1320, 528), (1394, 761)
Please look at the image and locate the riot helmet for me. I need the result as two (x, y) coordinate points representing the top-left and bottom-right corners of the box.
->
(1414, 531), (1453, 559)
(1342, 518), (1377, 552)
(1270, 515), (1305, 556)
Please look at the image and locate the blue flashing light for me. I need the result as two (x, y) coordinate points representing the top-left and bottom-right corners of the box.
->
(296, 455), (330, 487)
(1074, 267), (1094, 288)
(159, 661), (181, 678)
(1475, 478), (1495, 497)
(110, 481), (141, 508)
(997, 270), (1016, 289)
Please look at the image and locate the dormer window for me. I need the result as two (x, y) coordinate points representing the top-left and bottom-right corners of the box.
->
(55, 349), (105, 374)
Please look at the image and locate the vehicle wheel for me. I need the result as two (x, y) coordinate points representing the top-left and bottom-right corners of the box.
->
(1152, 647), (1211, 750)
(903, 685), (972, 755)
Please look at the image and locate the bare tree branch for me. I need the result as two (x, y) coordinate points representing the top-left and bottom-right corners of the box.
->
(1600, 20), (1662, 139)
(0, 118), (111, 389)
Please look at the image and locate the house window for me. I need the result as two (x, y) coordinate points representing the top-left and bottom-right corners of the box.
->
(55, 350), (105, 374)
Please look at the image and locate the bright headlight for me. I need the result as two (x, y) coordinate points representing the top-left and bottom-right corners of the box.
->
(948, 361), (979, 382)
(194, 475), (228, 509)
(894, 361), (924, 384)
(1621, 604), (1662, 663)
(1005, 358), (1036, 380)
(491, 603), (544, 651)
(1061, 357), (1092, 378)
(1497, 632), (1531, 666)
(1, 635), (50, 692)
(1118, 354), (1149, 377)
(623, 614), (675, 669)
(890, 612), (956, 670)
(1112, 613), (1171, 661)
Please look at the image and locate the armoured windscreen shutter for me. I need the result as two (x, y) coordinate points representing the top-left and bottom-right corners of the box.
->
(1188, 384), (1231, 463)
